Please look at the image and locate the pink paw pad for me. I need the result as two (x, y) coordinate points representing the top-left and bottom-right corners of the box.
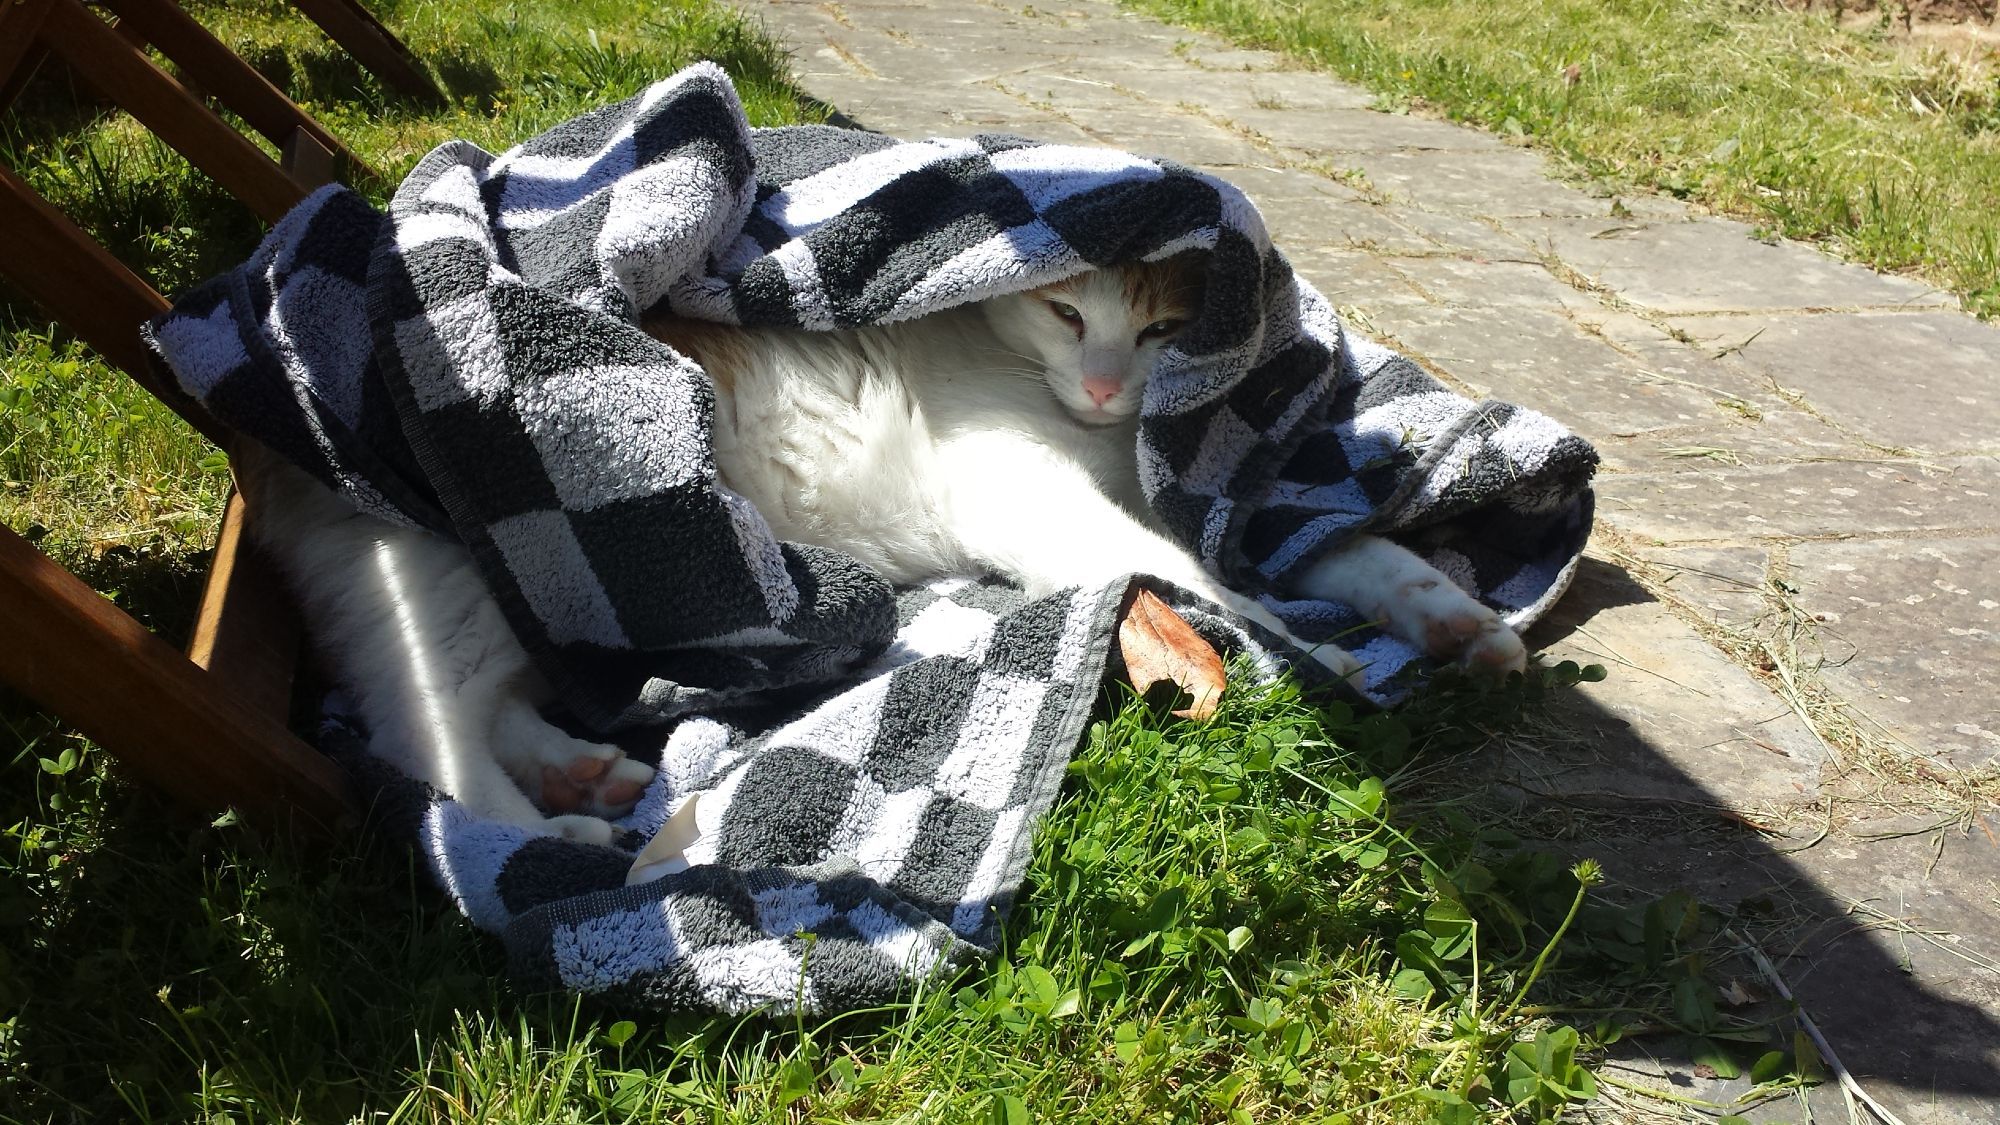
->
(1421, 610), (1488, 658)
(538, 753), (654, 818)
(1461, 623), (1527, 676)
(1408, 605), (1526, 678)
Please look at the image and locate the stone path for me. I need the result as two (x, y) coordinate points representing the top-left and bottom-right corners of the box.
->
(747, 0), (2000, 1118)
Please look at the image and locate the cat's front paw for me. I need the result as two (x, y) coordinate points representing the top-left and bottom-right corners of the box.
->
(1400, 586), (1526, 678)
(1460, 617), (1527, 677)
(1212, 587), (1367, 691)
(1296, 635), (1366, 691)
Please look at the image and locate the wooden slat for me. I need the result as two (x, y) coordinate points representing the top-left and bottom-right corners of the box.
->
(0, 0), (56, 85)
(0, 0), (57, 116)
(179, 125), (336, 718)
(280, 125), (337, 191)
(0, 42), (50, 118)
(0, 523), (354, 834)
(186, 486), (303, 723)
(0, 163), (238, 450)
(98, 0), (376, 183)
(3, 155), (311, 786)
(287, 0), (444, 106)
(2, 0), (364, 836)
(41, 0), (305, 225)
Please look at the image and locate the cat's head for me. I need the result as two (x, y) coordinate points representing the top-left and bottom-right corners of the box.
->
(984, 257), (1201, 426)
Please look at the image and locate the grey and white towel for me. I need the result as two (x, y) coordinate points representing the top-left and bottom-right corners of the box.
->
(146, 63), (1596, 1014)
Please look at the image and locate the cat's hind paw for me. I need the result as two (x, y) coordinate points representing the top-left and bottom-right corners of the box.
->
(539, 814), (618, 846)
(490, 706), (657, 820)
(538, 751), (656, 819)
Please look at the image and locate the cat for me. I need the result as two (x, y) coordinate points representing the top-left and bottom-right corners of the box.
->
(239, 257), (1524, 844)
(647, 258), (1523, 678)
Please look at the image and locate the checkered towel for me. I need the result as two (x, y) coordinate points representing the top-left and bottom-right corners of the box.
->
(145, 64), (1596, 1014)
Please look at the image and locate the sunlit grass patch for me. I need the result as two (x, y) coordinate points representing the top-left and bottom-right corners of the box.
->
(0, 330), (231, 568)
(1124, 0), (2000, 317)
(5, 666), (1668, 1122)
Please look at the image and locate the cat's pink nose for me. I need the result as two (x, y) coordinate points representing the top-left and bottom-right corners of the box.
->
(1082, 375), (1121, 406)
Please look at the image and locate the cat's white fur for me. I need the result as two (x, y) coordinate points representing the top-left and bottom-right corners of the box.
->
(240, 261), (1524, 844)
(240, 445), (654, 843)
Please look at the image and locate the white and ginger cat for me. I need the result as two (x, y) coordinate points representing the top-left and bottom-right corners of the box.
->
(241, 258), (1524, 844)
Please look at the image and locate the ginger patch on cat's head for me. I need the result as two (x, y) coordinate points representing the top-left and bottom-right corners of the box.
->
(1032, 257), (1201, 320)
(1029, 257), (1203, 344)
(1119, 256), (1203, 324)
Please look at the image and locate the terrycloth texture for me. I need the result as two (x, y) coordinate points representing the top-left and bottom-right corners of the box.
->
(326, 575), (1263, 1011)
(146, 64), (1597, 1014)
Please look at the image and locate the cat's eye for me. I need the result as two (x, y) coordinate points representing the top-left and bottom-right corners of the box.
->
(1046, 300), (1082, 323)
(1137, 319), (1185, 343)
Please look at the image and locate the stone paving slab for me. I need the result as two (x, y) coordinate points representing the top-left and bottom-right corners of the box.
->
(1566, 815), (2000, 1125)
(1629, 543), (1775, 630)
(1600, 457), (2000, 544)
(1667, 312), (2000, 454)
(1330, 148), (1619, 218)
(1255, 189), (1536, 261)
(1789, 536), (2000, 768)
(792, 69), (1091, 136)
(1590, 410), (1855, 476)
(1778, 824), (2000, 1124)
(1377, 206), (1545, 259)
(1524, 555), (2000, 1124)
(1260, 108), (1518, 155)
(1503, 215), (1959, 314)
(1379, 304), (1729, 437)
(1276, 246), (1429, 310)
(1380, 255), (1591, 311)
(1520, 553), (1828, 810)
(744, 0), (2000, 1117)
(1563, 308), (1781, 391)
(1096, 64), (1380, 112)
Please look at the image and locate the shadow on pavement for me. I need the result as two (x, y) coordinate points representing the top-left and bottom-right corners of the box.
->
(1515, 557), (2000, 1122)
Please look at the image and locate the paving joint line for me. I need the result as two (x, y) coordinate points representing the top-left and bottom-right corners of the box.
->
(822, 36), (881, 78)
(1750, 372), (1929, 460)
(1378, 262), (1442, 305)
(1648, 302), (1960, 318)
(1612, 524), (2000, 550)
(1515, 239), (1952, 464)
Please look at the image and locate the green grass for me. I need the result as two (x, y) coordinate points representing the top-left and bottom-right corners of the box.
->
(11, 663), (1747, 1123)
(1, 1), (1796, 1119)
(1123, 0), (2000, 317)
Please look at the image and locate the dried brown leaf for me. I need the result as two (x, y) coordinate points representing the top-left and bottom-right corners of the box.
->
(1117, 588), (1226, 721)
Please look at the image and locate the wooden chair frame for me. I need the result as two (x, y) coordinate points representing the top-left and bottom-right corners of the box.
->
(2, 0), (444, 117)
(0, 0), (445, 835)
